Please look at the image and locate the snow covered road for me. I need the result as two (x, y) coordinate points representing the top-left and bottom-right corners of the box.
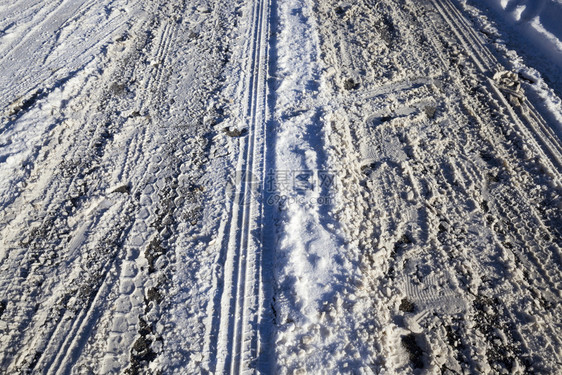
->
(1, 0), (561, 373)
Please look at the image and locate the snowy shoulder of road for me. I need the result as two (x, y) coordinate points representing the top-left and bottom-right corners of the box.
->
(460, 0), (562, 135)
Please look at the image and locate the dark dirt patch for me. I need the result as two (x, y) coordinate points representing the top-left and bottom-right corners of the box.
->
(344, 78), (359, 90)
(401, 333), (425, 369)
(146, 287), (163, 304)
(112, 184), (131, 194)
(144, 237), (166, 274)
(472, 295), (529, 373)
(110, 82), (128, 96)
(8, 89), (46, 118)
(394, 233), (414, 253)
(125, 318), (158, 375)
(361, 161), (378, 176)
(445, 324), (462, 350)
(399, 298), (415, 313)
(334, 5), (350, 16)
(377, 14), (397, 45)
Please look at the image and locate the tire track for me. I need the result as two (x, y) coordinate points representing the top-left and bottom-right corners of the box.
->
(314, 0), (562, 372)
(37, 203), (134, 375)
(0, 0), (90, 109)
(426, 0), (562, 175)
(0, 0), (67, 66)
(433, 0), (497, 72)
(489, 78), (562, 178)
(0, 0), (133, 123)
(415, 2), (562, 369)
(97, 12), (184, 373)
(206, 0), (271, 372)
(1, 0), (239, 373)
(0, 5), (173, 372)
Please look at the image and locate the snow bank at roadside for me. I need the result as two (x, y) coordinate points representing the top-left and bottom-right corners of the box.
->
(470, 0), (562, 61)
(461, 0), (562, 137)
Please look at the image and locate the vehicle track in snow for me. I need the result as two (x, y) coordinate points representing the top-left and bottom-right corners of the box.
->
(313, 0), (562, 372)
(204, 0), (272, 372)
(0, 0), (237, 373)
(0, 0), (133, 123)
(0, 5), (165, 372)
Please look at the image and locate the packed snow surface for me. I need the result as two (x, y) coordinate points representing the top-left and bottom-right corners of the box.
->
(1, 0), (561, 373)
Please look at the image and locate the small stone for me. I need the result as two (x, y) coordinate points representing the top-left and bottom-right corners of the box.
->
(112, 184), (130, 194)
(223, 127), (248, 137)
(424, 106), (436, 119)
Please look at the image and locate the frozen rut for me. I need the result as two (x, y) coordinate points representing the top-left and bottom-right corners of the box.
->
(204, 0), (272, 372)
